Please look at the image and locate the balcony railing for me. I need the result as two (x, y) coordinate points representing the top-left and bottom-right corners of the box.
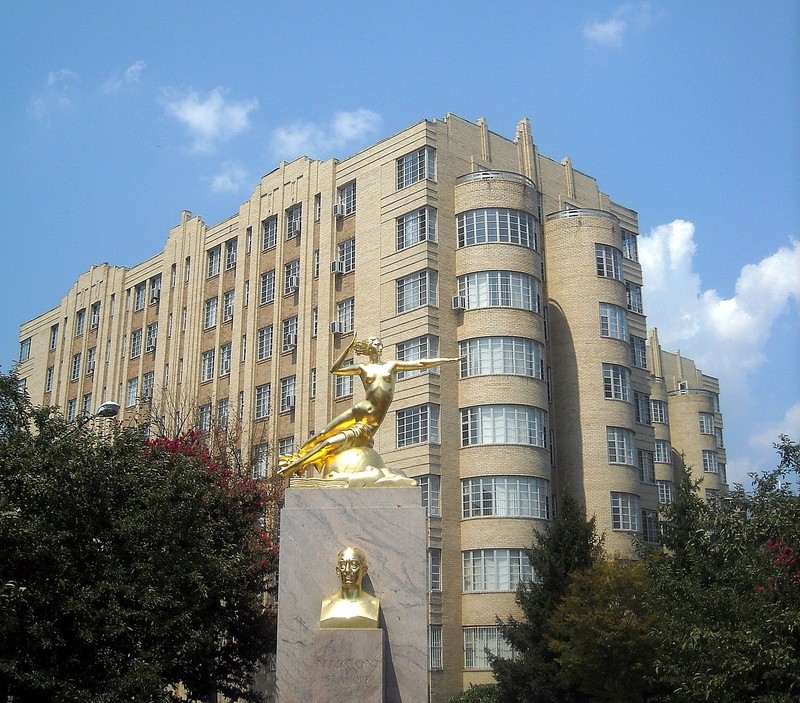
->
(456, 170), (535, 188)
(546, 208), (619, 224)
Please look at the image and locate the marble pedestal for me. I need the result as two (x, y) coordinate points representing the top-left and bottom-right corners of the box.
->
(275, 487), (427, 703)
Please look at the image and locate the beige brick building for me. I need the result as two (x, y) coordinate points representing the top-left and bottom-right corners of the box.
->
(16, 113), (726, 701)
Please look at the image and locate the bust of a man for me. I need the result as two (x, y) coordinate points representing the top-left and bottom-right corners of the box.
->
(320, 546), (380, 629)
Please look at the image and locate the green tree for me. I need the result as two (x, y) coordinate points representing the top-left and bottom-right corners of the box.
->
(645, 437), (800, 702)
(445, 683), (500, 703)
(492, 492), (603, 703)
(0, 373), (278, 703)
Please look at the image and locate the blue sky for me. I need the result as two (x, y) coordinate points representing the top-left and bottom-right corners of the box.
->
(1, 1), (797, 486)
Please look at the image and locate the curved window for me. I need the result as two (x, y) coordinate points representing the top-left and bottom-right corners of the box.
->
(602, 363), (631, 401)
(607, 426), (635, 465)
(462, 476), (549, 519)
(599, 302), (628, 340)
(596, 244), (624, 280)
(459, 337), (543, 379)
(457, 209), (537, 249)
(457, 271), (541, 313)
(462, 549), (534, 592)
(611, 492), (640, 532)
(461, 405), (547, 448)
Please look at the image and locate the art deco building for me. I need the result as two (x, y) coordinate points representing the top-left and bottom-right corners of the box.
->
(16, 113), (725, 701)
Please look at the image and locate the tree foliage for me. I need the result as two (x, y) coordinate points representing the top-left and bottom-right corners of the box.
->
(445, 683), (500, 703)
(0, 373), (278, 703)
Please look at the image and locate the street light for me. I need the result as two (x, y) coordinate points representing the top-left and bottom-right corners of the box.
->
(75, 401), (120, 430)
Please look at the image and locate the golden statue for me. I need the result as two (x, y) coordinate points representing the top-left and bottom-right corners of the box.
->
(320, 546), (380, 629)
(277, 334), (459, 487)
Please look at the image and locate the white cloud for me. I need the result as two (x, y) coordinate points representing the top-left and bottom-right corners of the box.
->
(583, 4), (659, 48)
(748, 403), (800, 453)
(210, 163), (248, 193)
(160, 87), (258, 153)
(31, 69), (79, 120)
(103, 61), (145, 94)
(269, 109), (382, 161)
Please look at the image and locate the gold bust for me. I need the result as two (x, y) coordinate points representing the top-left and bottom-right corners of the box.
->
(320, 547), (380, 629)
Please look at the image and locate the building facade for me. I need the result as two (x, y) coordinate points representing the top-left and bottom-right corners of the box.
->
(17, 113), (725, 701)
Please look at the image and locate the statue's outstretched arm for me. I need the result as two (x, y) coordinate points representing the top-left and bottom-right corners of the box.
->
(330, 334), (360, 375)
(395, 356), (461, 372)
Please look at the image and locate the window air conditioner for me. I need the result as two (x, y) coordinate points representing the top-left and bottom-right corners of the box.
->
(332, 203), (345, 217)
(286, 276), (299, 292)
(284, 395), (296, 410)
(286, 334), (297, 349)
(146, 344), (156, 354)
(330, 260), (345, 275)
(452, 295), (467, 310)
(330, 321), (343, 335)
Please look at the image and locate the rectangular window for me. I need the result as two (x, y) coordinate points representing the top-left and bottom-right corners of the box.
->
(611, 492), (640, 531)
(197, 403), (212, 434)
(642, 509), (658, 543)
(337, 181), (356, 215)
(650, 399), (668, 423)
(419, 475), (441, 517)
(596, 244), (623, 280)
(49, 323), (59, 350)
(702, 450), (719, 473)
(207, 246), (221, 278)
(428, 548), (442, 592)
(278, 436), (295, 457)
(252, 443), (270, 479)
(630, 336), (648, 369)
(149, 275), (161, 304)
(280, 376), (296, 412)
(398, 335), (439, 379)
(75, 309), (86, 336)
(284, 259), (300, 294)
(141, 371), (154, 401)
(314, 193), (321, 221)
(86, 347), (96, 375)
(219, 343), (232, 376)
(607, 426), (635, 465)
(654, 439), (672, 464)
(336, 298), (355, 334)
(638, 449), (655, 483)
(396, 404), (440, 447)
(225, 237), (237, 270)
(286, 204), (302, 239)
(204, 298), (218, 329)
(201, 350), (215, 382)
(464, 627), (513, 670)
(716, 427), (725, 448)
(336, 238), (356, 273)
(260, 269), (276, 305)
(396, 269), (438, 313)
(145, 323), (158, 353)
(222, 290), (235, 323)
(134, 283), (147, 311)
(81, 393), (92, 419)
(19, 338), (32, 362)
(429, 626), (443, 671)
(126, 377), (138, 407)
(634, 391), (651, 424)
(67, 398), (77, 422)
(626, 282), (644, 314)
(262, 216), (278, 250)
(622, 229), (639, 261)
(312, 307), (319, 337)
(310, 368), (317, 399)
(397, 146), (435, 189)
(45, 366), (54, 393)
(130, 329), (142, 359)
(603, 363), (631, 402)
(257, 326), (273, 361)
(216, 398), (229, 430)
(699, 412), (715, 435)
(282, 317), (298, 352)
(599, 302), (628, 340)
(335, 372), (354, 399)
(255, 383), (271, 420)
(657, 480), (676, 504)
(90, 302), (101, 329)
(463, 549), (534, 592)
(397, 206), (436, 250)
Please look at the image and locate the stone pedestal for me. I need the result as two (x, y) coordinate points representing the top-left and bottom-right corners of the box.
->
(275, 487), (427, 703)
(313, 629), (384, 703)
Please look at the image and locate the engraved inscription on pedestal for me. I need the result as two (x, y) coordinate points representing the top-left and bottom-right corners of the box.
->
(312, 629), (384, 703)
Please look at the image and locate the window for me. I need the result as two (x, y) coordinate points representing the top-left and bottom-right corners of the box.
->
(711, 393), (721, 412)
(599, 302), (628, 340)
(705, 488), (720, 505)
(457, 271), (540, 312)
(337, 181), (356, 215)
(142, 371), (154, 401)
(607, 427), (635, 465)
(130, 329), (143, 358)
(397, 335), (439, 379)
(642, 509), (658, 543)
(337, 238), (356, 273)
(49, 324), (59, 350)
(463, 549), (534, 592)
(82, 392), (92, 419)
(313, 249), (320, 278)
(462, 476), (550, 519)
(260, 270), (276, 305)
(720, 463), (727, 483)
(428, 548), (442, 592)
(699, 412), (715, 435)
(654, 439), (672, 464)
(207, 246), (221, 278)
(396, 404), (440, 447)
(310, 368), (317, 399)
(286, 204), (302, 239)
(75, 308), (86, 336)
(255, 383), (271, 420)
(626, 282), (644, 313)
(216, 398), (229, 430)
(611, 492), (640, 531)
(650, 399), (668, 423)
(149, 275), (161, 304)
(278, 436), (295, 457)
(596, 244), (624, 280)
(335, 372), (354, 399)
(262, 216), (277, 250)
(282, 317), (298, 352)
(312, 308), (319, 337)
(257, 326), (273, 361)
(419, 475), (441, 517)
(204, 298), (218, 329)
(45, 367), (54, 393)
(464, 627), (513, 670)
(201, 350), (215, 382)
(222, 290), (235, 323)
(225, 238), (237, 270)
(197, 404), (212, 434)
(702, 450), (719, 473)
(219, 343), (232, 376)
(86, 347), (96, 375)
(314, 193), (321, 222)
(134, 283), (147, 311)
(396, 269), (438, 312)
(429, 626), (443, 671)
(461, 405), (547, 448)
(19, 338), (31, 362)
(184, 256), (191, 283)
(657, 480), (676, 504)
(459, 337), (543, 379)
(397, 206), (436, 250)
(280, 376), (296, 412)
(90, 302), (101, 329)
(70, 352), (82, 381)
(715, 427), (725, 448)
(396, 146), (435, 189)
(622, 229), (639, 261)
(252, 443), (270, 479)
(603, 364), (631, 402)
(126, 377), (139, 407)
(634, 391), (651, 424)
(457, 208), (538, 249)
(284, 259), (300, 294)
(336, 298), (355, 334)
(630, 336), (648, 369)
(67, 399), (77, 422)
(638, 449), (655, 483)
